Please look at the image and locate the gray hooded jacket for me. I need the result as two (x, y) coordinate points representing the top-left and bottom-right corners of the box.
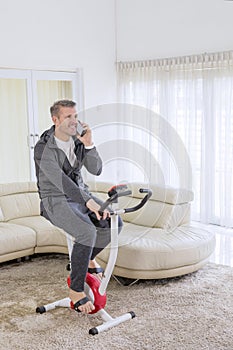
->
(34, 125), (103, 217)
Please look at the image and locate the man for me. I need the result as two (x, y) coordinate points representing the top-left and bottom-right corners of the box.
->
(34, 99), (122, 314)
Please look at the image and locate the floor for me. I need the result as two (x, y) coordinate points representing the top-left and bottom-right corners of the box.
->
(193, 222), (233, 267)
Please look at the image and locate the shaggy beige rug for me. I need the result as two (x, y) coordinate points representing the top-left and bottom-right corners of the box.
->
(0, 254), (233, 350)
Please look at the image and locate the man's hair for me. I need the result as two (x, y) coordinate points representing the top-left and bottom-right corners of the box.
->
(50, 100), (76, 118)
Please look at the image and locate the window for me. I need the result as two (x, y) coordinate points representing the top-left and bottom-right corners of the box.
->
(0, 69), (81, 183)
(117, 52), (233, 226)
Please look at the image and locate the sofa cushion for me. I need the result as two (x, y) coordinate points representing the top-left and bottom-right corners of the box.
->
(0, 182), (37, 197)
(97, 223), (215, 271)
(0, 192), (40, 222)
(118, 196), (191, 228)
(0, 182), (39, 222)
(0, 207), (4, 221)
(88, 181), (194, 205)
(89, 181), (193, 229)
(0, 222), (36, 255)
(9, 216), (67, 248)
(128, 183), (194, 205)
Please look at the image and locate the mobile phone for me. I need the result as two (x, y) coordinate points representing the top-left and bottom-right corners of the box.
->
(77, 120), (87, 137)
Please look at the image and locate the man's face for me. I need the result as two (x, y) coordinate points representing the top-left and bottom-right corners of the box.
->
(52, 106), (78, 137)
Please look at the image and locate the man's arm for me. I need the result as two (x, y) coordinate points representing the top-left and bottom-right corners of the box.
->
(76, 122), (103, 176)
(83, 147), (102, 176)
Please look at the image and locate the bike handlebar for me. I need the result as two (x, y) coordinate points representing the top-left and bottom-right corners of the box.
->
(99, 187), (152, 214)
(124, 188), (152, 213)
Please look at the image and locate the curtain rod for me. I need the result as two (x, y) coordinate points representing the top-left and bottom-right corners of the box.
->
(116, 50), (233, 69)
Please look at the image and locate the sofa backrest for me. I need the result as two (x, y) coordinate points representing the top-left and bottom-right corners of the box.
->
(0, 180), (194, 229)
(88, 181), (194, 229)
(0, 182), (40, 222)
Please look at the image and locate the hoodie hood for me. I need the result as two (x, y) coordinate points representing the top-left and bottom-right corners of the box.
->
(39, 125), (55, 143)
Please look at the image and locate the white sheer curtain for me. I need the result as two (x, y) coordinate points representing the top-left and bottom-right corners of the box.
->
(117, 51), (233, 227)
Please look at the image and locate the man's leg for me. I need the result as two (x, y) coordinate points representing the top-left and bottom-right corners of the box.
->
(87, 215), (124, 279)
(69, 214), (123, 310)
(90, 215), (123, 259)
(69, 241), (95, 314)
(43, 198), (99, 314)
(70, 242), (92, 292)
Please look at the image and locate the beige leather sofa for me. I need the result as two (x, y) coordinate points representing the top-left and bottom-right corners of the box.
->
(0, 182), (67, 263)
(89, 182), (215, 279)
(0, 181), (215, 280)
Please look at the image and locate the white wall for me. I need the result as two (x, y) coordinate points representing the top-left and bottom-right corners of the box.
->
(116, 0), (233, 61)
(0, 0), (116, 108)
(1, 0), (233, 108)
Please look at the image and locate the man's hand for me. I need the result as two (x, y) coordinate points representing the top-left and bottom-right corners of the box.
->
(86, 198), (110, 220)
(77, 122), (93, 147)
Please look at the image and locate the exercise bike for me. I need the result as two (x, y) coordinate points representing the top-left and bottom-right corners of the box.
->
(36, 184), (152, 335)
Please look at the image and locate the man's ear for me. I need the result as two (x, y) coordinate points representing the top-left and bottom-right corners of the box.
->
(52, 115), (57, 125)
